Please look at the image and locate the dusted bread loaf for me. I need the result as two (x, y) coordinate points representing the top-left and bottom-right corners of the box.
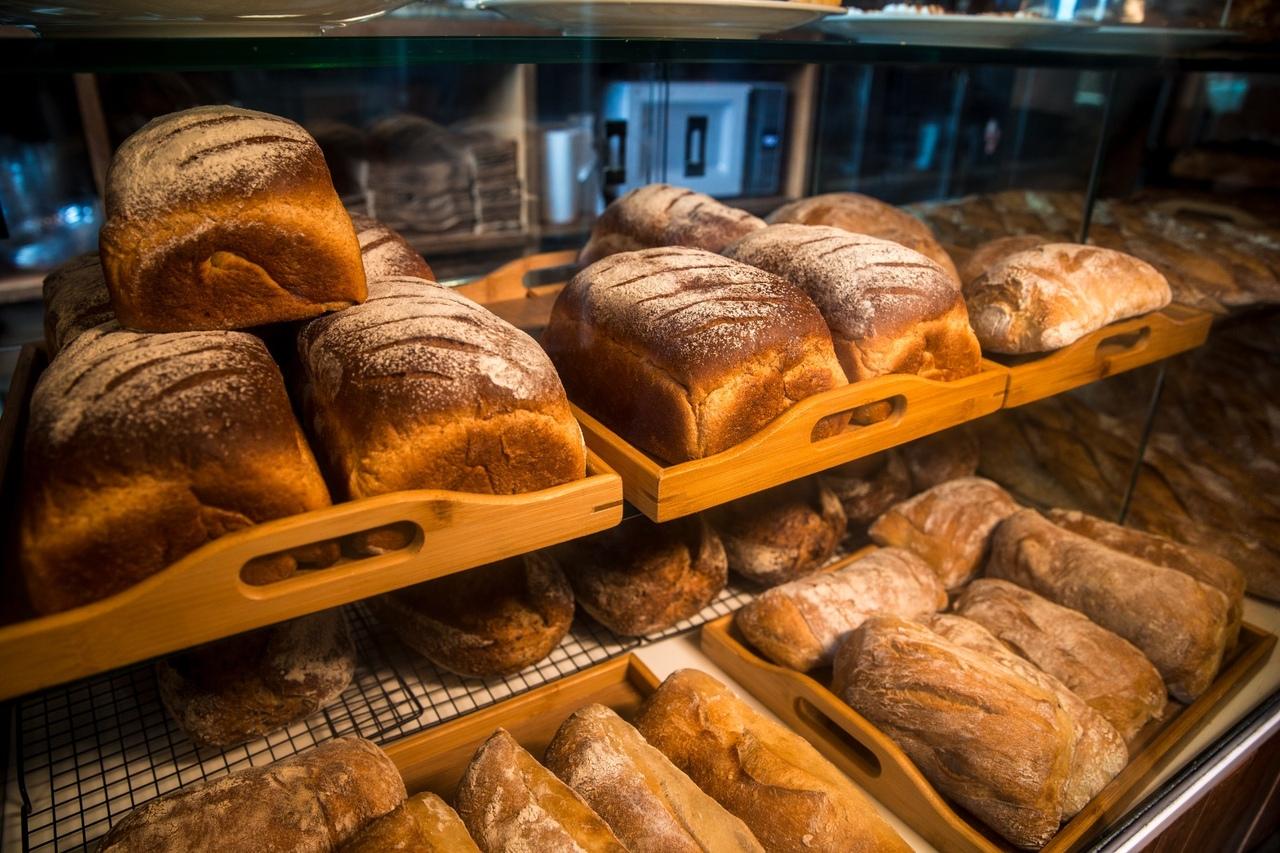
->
(964, 243), (1172, 354)
(988, 509), (1230, 702)
(351, 214), (434, 281)
(544, 704), (765, 853)
(42, 253), (115, 355)
(543, 247), (845, 463)
(158, 610), (354, 748)
(833, 615), (1074, 849)
(958, 234), (1050, 287)
(724, 224), (982, 382)
(99, 105), (366, 331)
(818, 450), (911, 526)
(299, 277), (585, 499)
(736, 547), (946, 671)
(954, 579), (1166, 742)
(768, 192), (960, 285)
(578, 183), (764, 265)
(709, 479), (846, 586)
(98, 737), (405, 852)
(21, 326), (332, 614)
(900, 426), (979, 491)
(455, 728), (626, 853)
(634, 669), (911, 853)
(341, 791), (479, 852)
(869, 476), (1020, 590)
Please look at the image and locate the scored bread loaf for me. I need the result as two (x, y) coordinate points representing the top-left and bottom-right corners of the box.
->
(157, 609), (355, 748)
(954, 579), (1167, 743)
(634, 668), (911, 853)
(21, 325), (333, 614)
(543, 703), (765, 853)
(299, 277), (585, 499)
(958, 234), (1050, 287)
(556, 516), (726, 636)
(455, 728), (627, 853)
(724, 224), (982, 383)
(964, 243), (1172, 354)
(735, 546), (947, 671)
(98, 737), (405, 852)
(709, 478), (846, 586)
(925, 614), (1127, 818)
(988, 509), (1230, 702)
(42, 253), (115, 355)
(868, 476), (1020, 590)
(1046, 508), (1246, 649)
(351, 213), (435, 281)
(374, 552), (573, 678)
(767, 192), (960, 285)
(578, 183), (765, 265)
(99, 105), (366, 331)
(543, 247), (846, 464)
(341, 791), (479, 852)
(900, 426), (980, 491)
(818, 450), (912, 526)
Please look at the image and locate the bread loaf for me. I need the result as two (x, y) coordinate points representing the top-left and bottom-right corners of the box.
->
(869, 477), (1020, 590)
(98, 737), (405, 852)
(42, 253), (115, 355)
(543, 247), (846, 463)
(341, 791), (479, 852)
(544, 703), (765, 852)
(736, 547), (946, 671)
(1046, 508), (1246, 649)
(767, 192), (960, 285)
(834, 615), (1073, 849)
(374, 552), (573, 678)
(988, 509), (1230, 702)
(556, 516), (726, 636)
(709, 478), (846, 586)
(634, 668), (911, 853)
(99, 105), (366, 331)
(958, 234), (1050, 287)
(21, 325), (333, 614)
(953, 579), (1167, 742)
(455, 728), (627, 853)
(818, 450), (911, 526)
(900, 426), (979, 491)
(351, 214), (435, 281)
(964, 243), (1172, 354)
(579, 183), (765, 265)
(299, 277), (585, 499)
(925, 614), (1127, 818)
(157, 609), (354, 748)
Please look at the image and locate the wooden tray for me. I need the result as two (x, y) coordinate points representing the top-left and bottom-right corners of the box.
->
(701, 610), (1276, 853)
(998, 305), (1212, 408)
(0, 343), (623, 701)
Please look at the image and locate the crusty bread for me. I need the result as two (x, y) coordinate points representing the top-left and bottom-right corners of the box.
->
(21, 325), (333, 614)
(299, 277), (585, 499)
(543, 247), (846, 464)
(964, 243), (1172, 354)
(953, 579), (1167, 743)
(869, 476), (1020, 590)
(900, 426), (979, 491)
(709, 478), (846, 586)
(42, 253), (116, 355)
(544, 703), (765, 852)
(1046, 508), (1246, 649)
(768, 192), (960, 285)
(157, 609), (354, 748)
(634, 668), (911, 853)
(578, 183), (764, 266)
(818, 450), (912, 526)
(341, 791), (479, 852)
(350, 213), (435, 281)
(988, 509), (1230, 702)
(374, 552), (573, 678)
(556, 516), (726, 636)
(736, 546), (947, 671)
(833, 615), (1074, 849)
(958, 234), (1051, 287)
(98, 737), (405, 852)
(925, 614), (1127, 818)
(724, 224), (982, 383)
(455, 728), (627, 853)
(99, 105), (366, 331)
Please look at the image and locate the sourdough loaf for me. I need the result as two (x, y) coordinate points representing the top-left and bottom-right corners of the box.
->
(42, 253), (115, 355)
(709, 478), (846, 586)
(341, 791), (479, 852)
(350, 214), (435, 281)
(900, 426), (980, 491)
(818, 450), (912, 526)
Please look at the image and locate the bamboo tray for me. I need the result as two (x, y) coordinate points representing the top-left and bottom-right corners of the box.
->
(0, 343), (623, 702)
(701, 608), (1275, 852)
(997, 305), (1212, 408)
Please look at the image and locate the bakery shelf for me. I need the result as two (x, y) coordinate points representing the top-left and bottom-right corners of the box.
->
(0, 343), (624, 702)
(699, 589), (1277, 853)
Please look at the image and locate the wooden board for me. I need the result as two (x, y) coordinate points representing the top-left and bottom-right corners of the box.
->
(999, 305), (1212, 408)
(0, 344), (623, 701)
(701, 609), (1276, 853)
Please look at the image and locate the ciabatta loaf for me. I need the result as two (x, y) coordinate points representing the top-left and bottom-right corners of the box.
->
(42, 253), (115, 355)
(958, 234), (1050, 287)
(342, 791), (479, 853)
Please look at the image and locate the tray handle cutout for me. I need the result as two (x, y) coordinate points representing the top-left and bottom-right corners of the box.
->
(240, 521), (425, 586)
(794, 696), (883, 778)
(1095, 325), (1151, 360)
